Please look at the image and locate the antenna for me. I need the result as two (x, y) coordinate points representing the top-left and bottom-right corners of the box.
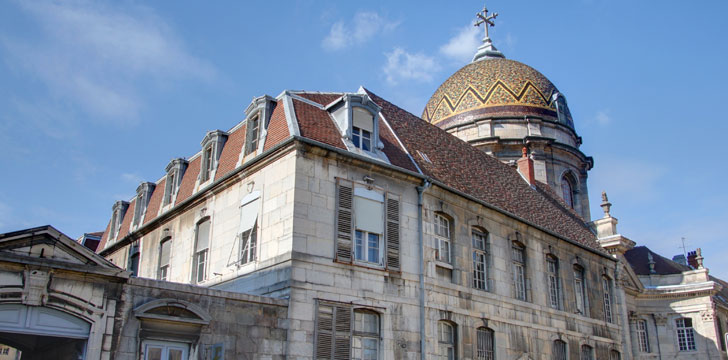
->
(679, 237), (688, 261)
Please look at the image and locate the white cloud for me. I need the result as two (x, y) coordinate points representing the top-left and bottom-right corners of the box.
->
(1, 0), (215, 124)
(322, 12), (398, 51)
(121, 172), (143, 184)
(594, 109), (612, 126)
(440, 24), (481, 63)
(383, 48), (440, 85)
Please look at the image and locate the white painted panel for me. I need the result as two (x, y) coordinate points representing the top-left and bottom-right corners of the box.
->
(0, 304), (89, 338)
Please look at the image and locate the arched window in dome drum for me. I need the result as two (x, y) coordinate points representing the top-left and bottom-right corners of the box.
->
(561, 174), (576, 209)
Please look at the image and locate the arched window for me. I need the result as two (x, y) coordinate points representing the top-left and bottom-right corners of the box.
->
(602, 276), (613, 323)
(434, 213), (452, 263)
(352, 309), (379, 360)
(192, 218), (211, 283)
(560, 173), (577, 209)
(476, 327), (494, 360)
(546, 255), (560, 309)
(472, 228), (489, 291)
(573, 265), (586, 315)
(580, 344), (593, 360)
(438, 321), (456, 359)
(158, 237), (172, 281)
(609, 350), (621, 360)
(552, 340), (567, 360)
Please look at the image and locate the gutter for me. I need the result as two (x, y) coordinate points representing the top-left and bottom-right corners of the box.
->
(417, 179), (431, 360)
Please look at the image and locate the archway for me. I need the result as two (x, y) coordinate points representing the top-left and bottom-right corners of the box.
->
(0, 304), (90, 360)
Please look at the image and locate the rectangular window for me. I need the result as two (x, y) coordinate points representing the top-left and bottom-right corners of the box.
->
(676, 318), (696, 351)
(512, 244), (526, 301)
(472, 230), (488, 291)
(476, 327), (494, 360)
(547, 257), (560, 309)
(353, 188), (384, 266)
(574, 266), (586, 315)
(352, 310), (379, 360)
(352, 127), (372, 151)
(636, 319), (649, 352)
(143, 340), (188, 360)
(158, 238), (171, 281)
(246, 114), (260, 155)
(193, 219), (210, 283)
(133, 195), (144, 226)
(434, 214), (451, 263)
(201, 146), (213, 182)
(438, 321), (455, 360)
(128, 242), (140, 277)
(602, 277), (613, 323)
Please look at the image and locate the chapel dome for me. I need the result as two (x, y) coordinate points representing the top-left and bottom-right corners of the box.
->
(422, 58), (573, 129)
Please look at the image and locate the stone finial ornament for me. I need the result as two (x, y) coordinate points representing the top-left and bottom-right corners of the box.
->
(695, 248), (704, 269)
(647, 252), (656, 274)
(600, 191), (612, 217)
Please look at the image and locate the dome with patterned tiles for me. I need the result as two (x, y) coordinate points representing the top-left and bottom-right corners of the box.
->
(422, 57), (573, 129)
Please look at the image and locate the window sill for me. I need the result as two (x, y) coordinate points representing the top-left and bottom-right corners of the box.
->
(435, 261), (453, 270)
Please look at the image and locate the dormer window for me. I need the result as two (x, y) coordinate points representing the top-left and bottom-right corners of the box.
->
(326, 92), (390, 163)
(552, 92), (574, 128)
(199, 130), (228, 184)
(245, 114), (260, 155)
(109, 200), (129, 243)
(133, 182), (155, 227)
(163, 158), (188, 206)
(243, 95), (276, 158)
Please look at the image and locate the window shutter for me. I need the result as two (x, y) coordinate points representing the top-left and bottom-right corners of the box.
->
(385, 193), (401, 271)
(333, 305), (352, 360)
(316, 304), (334, 359)
(335, 179), (354, 263)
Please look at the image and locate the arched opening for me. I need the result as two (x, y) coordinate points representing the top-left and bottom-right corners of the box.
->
(560, 172), (577, 209)
(0, 304), (90, 360)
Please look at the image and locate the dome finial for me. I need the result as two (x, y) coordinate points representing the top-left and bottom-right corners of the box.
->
(473, 3), (505, 62)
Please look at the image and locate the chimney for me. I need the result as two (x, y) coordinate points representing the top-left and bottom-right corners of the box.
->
(687, 250), (700, 269)
(517, 147), (536, 185)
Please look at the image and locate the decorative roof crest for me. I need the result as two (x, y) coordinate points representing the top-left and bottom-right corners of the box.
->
(473, 3), (505, 62)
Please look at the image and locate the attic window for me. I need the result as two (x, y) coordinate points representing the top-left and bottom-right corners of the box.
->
(199, 130), (228, 184)
(352, 107), (374, 151)
(245, 114), (260, 155)
(163, 158), (187, 207)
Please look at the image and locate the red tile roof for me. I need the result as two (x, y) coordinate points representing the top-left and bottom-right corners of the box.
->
(175, 157), (200, 206)
(97, 220), (112, 251)
(116, 198), (136, 240)
(215, 125), (246, 181)
(263, 101), (289, 152)
(292, 99), (346, 150)
(144, 177), (166, 223)
(295, 93), (342, 106)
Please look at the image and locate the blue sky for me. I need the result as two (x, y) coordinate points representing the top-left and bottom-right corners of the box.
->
(1, 1), (727, 277)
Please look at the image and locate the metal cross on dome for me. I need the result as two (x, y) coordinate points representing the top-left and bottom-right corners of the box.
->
(474, 4), (498, 40)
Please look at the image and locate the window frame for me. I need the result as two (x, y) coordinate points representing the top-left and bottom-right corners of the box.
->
(602, 276), (613, 323)
(352, 186), (385, 267)
(573, 265), (587, 315)
(158, 237), (171, 281)
(352, 309), (380, 360)
(546, 255), (561, 309)
(245, 113), (260, 155)
(472, 228), (489, 291)
(475, 326), (494, 360)
(142, 340), (189, 360)
(192, 218), (211, 284)
(580, 344), (594, 360)
(438, 321), (456, 360)
(552, 340), (567, 360)
(511, 242), (527, 301)
(201, 145), (214, 183)
(636, 319), (650, 353)
(434, 214), (452, 264)
(675, 317), (696, 351)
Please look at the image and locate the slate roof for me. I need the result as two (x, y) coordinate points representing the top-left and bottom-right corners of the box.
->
(624, 246), (692, 275)
(99, 88), (604, 255)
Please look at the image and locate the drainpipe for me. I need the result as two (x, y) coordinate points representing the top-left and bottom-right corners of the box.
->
(417, 179), (431, 360)
(651, 314), (663, 360)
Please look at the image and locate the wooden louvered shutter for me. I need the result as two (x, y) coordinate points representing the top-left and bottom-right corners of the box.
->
(333, 305), (352, 360)
(315, 303), (352, 360)
(316, 304), (334, 359)
(335, 179), (354, 263)
(385, 193), (401, 271)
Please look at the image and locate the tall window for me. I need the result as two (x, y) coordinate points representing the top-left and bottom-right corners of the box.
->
(434, 214), (451, 263)
(353, 188), (384, 265)
(128, 241), (140, 277)
(438, 321), (456, 360)
(636, 319), (650, 352)
(163, 171), (176, 206)
(476, 327), (494, 360)
(561, 174), (576, 209)
(552, 340), (567, 360)
(245, 114), (260, 155)
(546, 256), (560, 309)
(472, 229), (488, 291)
(352, 310), (379, 360)
(193, 219), (210, 283)
(201, 145), (214, 182)
(158, 238), (171, 281)
(239, 192), (261, 265)
(676, 317), (696, 351)
(573, 265), (586, 315)
(580, 345), (593, 360)
(602, 276), (613, 323)
(512, 243), (526, 301)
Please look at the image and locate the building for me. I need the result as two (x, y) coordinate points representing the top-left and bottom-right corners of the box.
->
(0, 5), (725, 360)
